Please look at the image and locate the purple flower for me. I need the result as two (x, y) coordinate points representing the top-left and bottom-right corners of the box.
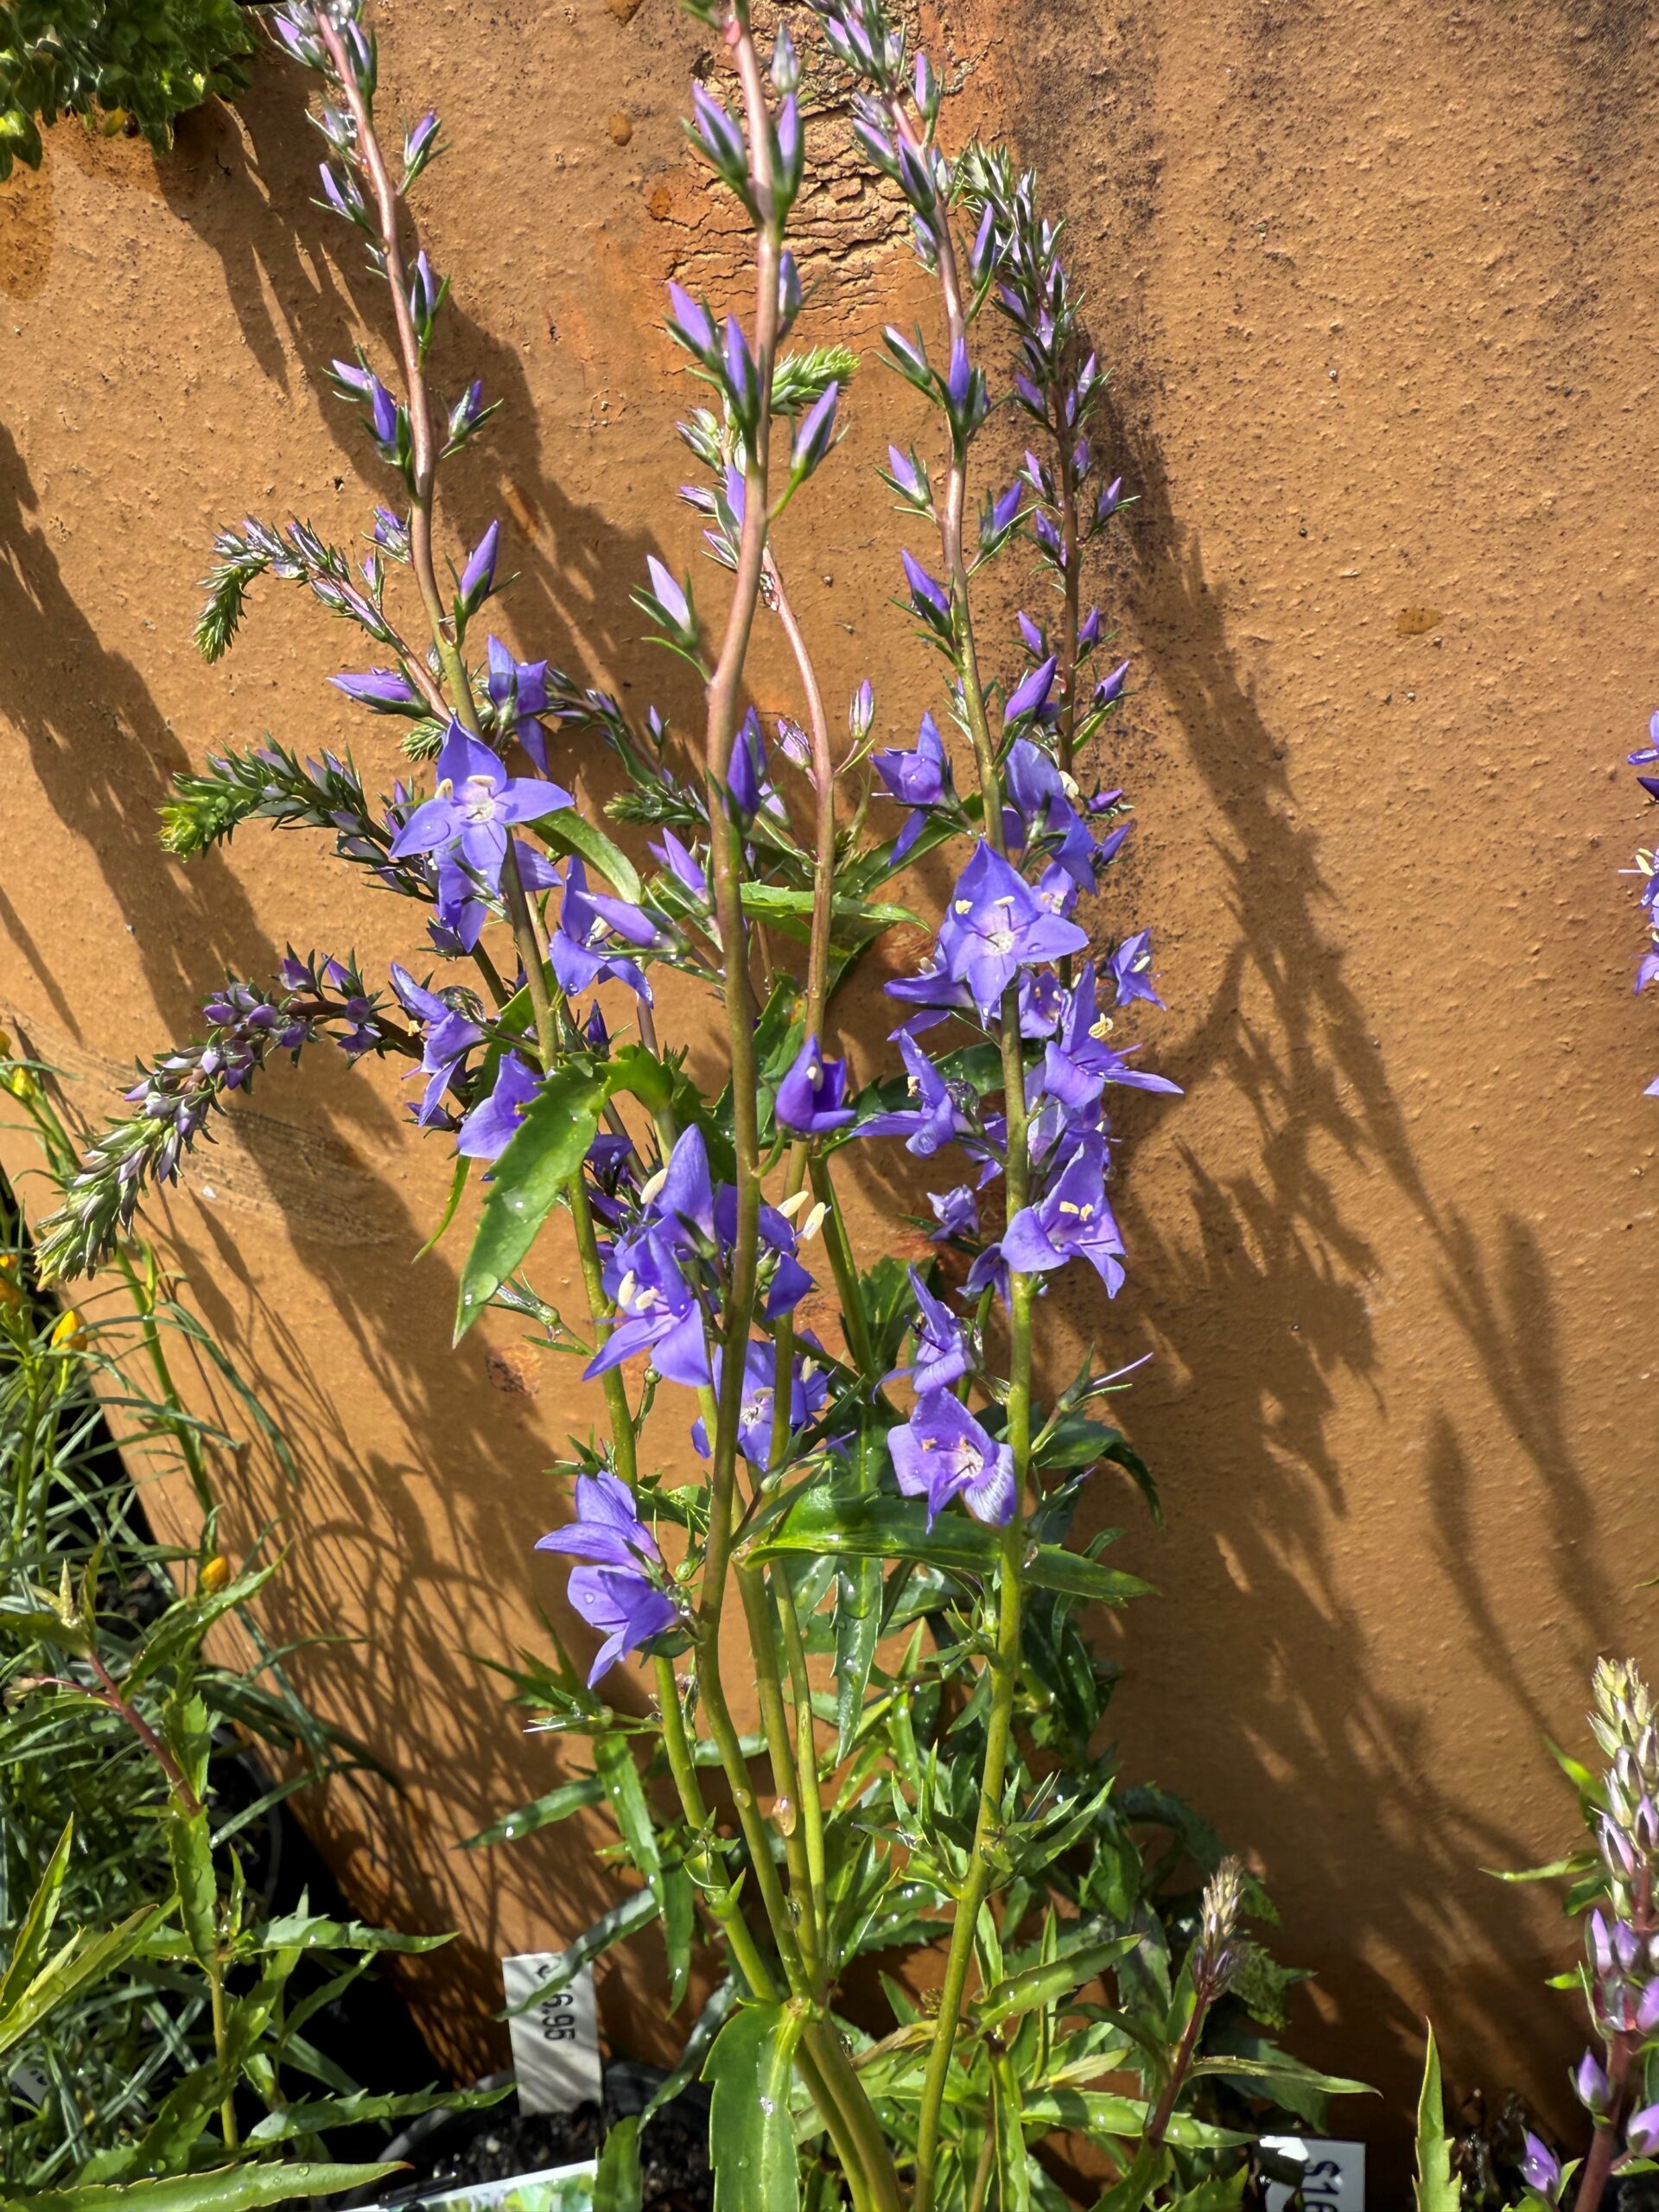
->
(455, 1051), (539, 1162)
(1520, 2133), (1560, 2197)
(728, 709), (780, 821)
(1001, 1141), (1127, 1296)
(486, 635), (552, 767)
(332, 666), (421, 712)
(776, 1035), (855, 1134)
(536, 1468), (662, 1571)
(552, 857), (662, 1004)
(589, 1226), (710, 1387)
(860, 1030), (976, 1158)
(691, 1338), (831, 1467)
(1110, 927), (1164, 1008)
(873, 712), (953, 859)
(563, 1563), (678, 1686)
(928, 1185), (978, 1241)
(1628, 2104), (1659, 2158)
(652, 829), (710, 903)
(888, 1268), (969, 1391)
(935, 842), (1089, 1017)
(389, 720), (569, 902)
(889, 1392), (1014, 1529)
(1094, 658), (1129, 709)
(667, 282), (720, 365)
(389, 962), (483, 1125)
(1035, 965), (1182, 1113)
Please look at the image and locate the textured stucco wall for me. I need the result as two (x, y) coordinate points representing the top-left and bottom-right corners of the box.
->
(2, 0), (1656, 2163)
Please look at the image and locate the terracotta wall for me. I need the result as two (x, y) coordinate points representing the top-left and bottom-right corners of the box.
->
(2, 0), (1656, 2163)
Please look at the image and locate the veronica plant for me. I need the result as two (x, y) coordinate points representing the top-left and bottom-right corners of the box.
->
(37, 1), (1356, 2203)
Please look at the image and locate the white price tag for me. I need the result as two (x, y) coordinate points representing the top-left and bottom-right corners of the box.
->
(1261, 2137), (1365, 2212)
(502, 1955), (603, 2117)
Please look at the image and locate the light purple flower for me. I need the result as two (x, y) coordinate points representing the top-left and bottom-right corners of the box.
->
(1001, 1140), (1127, 1296)
(389, 720), (569, 900)
(455, 1051), (539, 1162)
(934, 842), (1089, 1017)
(889, 1391), (1014, 1529)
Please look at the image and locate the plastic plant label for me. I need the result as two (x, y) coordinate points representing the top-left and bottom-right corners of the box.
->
(1261, 2137), (1365, 2212)
(502, 1955), (602, 2116)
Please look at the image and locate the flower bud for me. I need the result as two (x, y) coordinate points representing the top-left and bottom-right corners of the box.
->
(1521, 2133), (1561, 2197)
(200, 1555), (232, 1595)
(1629, 2102), (1659, 2158)
(1573, 2050), (1612, 2115)
(1638, 1979), (1659, 2033)
(50, 1309), (85, 1354)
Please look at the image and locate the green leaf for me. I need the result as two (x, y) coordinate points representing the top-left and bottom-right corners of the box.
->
(974, 1936), (1139, 2032)
(540, 809), (644, 902)
(1413, 2026), (1459, 2212)
(1087, 2142), (1167, 2212)
(455, 1066), (607, 1338)
(245, 2083), (509, 2147)
(0, 1816), (73, 2012)
(991, 2054), (1031, 2212)
(461, 1772), (607, 1849)
(749, 1491), (1154, 1607)
(166, 1807), (219, 1968)
(702, 2000), (807, 2212)
(1168, 2172), (1249, 2212)
(1019, 2090), (1248, 2152)
(645, 1980), (738, 2120)
(834, 1429), (886, 1764)
(501, 1890), (661, 2013)
(1185, 2054), (1371, 2098)
(663, 1863), (696, 2015)
(0, 1903), (167, 2059)
(594, 2114), (643, 2212)
(1033, 1416), (1159, 1521)
(5, 2162), (405, 2212)
(415, 1152), (473, 1262)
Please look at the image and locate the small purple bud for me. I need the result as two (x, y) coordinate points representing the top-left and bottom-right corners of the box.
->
(1096, 474), (1124, 523)
(667, 283), (717, 360)
(1616, 1919), (1643, 1974)
(945, 337), (973, 412)
(458, 521), (499, 613)
(1638, 1979), (1659, 2033)
(1078, 606), (1102, 649)
(969, 202), (997, 283)
(777, 251), (802, 332)
(1574, 2050), (1612, 2115)
(645, 556), (692, 635)
(404, 109), (441, 175)
(1094, 658), (1130, 709)
(584, 1002), (609, 1052)
(1629, 2102), (1659, 2158)
(723, 317), (759, 422)
(1635, 1795), (1659, 1852)
(368, 377), (399, 450)
(988, 480), (1023, 535)
(900, 547), (950, 627)
(1017, 611), (1046, 656)
(887, 444), (927, 504)
(776, 717), (811, 770)
(883, 324), (931, 385)
(791, 381), (840, 479)
(1590, 1910), (1617, 1976)
(849, 681), (874, 741)
(1004, 654), (1058, 728)
(1521, 2134), (1560, 2197)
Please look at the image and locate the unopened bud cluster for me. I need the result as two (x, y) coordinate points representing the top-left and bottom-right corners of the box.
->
(1192, 1856), (1247, 2002)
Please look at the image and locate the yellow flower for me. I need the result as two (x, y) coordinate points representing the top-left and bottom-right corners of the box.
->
(199, 1556), (232, 1595)
(50, 1309), (86, 1354)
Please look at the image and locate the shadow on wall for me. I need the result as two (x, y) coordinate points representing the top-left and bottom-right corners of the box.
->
(0, 102), (683, 2071)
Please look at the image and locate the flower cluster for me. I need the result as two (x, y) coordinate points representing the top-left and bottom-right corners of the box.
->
(28, 6), (1280, 2208)
(37, 957), (406, 1281)
(1525, 1660), (1659, 2207)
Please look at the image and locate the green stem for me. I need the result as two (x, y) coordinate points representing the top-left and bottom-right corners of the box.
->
(775, 1580), (827, 1914)
(912, 1518), (1024, 2204)
(653, 1655), (777, 2002)
(735, 1561), (822, 1981)
(208, 1958), (239, 2150)
(805, 1154), (877, 1379)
